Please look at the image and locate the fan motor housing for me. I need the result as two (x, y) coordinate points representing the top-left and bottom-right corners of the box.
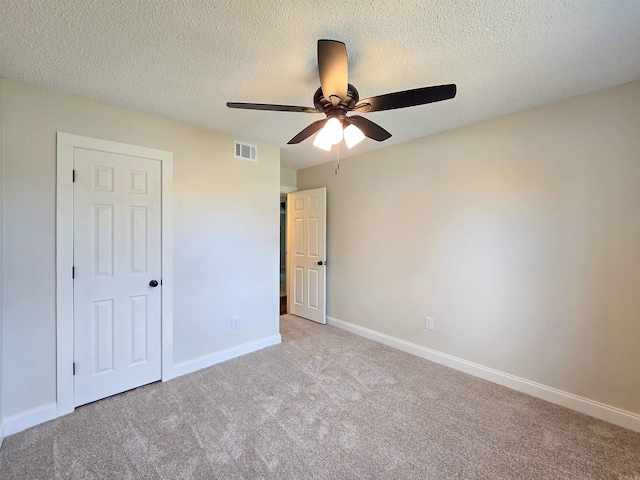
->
(314, 84), (359, 111)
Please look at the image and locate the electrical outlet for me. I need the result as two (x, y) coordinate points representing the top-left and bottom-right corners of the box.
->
(232, 316), (239, 329)
(425, 317), (434, 330)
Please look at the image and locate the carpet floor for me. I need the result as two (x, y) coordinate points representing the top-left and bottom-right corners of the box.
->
(1, 314), (639, 479)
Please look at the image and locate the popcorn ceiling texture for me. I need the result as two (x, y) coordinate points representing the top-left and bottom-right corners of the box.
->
(1, 1), (640, 169)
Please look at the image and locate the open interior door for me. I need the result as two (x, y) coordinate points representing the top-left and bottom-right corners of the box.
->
(287, 188), (326, 324)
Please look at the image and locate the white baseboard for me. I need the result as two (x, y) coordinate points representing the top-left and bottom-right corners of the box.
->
(326, 316), (640, 433)
(167, 333), (282, 380)
(3, 402), (58, 437)
(0, 335), (281, 440)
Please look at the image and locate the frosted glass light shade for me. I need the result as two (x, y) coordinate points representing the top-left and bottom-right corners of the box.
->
(313, 128), (332, 151)
(324, 117), (343, 144)
(344, 124), (365, 148)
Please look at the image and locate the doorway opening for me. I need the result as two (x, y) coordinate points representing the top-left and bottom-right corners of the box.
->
(286, 188), (327, 324)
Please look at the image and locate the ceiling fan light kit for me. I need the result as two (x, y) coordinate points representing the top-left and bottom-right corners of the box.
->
(343, 123), (365, 149)
(311, 118), (365, 152)
(227, 39), (457, 152)
(312, 128), (333, 151)
(323, 117), (344, 145)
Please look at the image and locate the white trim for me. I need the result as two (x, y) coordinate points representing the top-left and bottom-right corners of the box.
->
(3, 403), (58, 436)
(56, 136), (75, 416)
(160, 153), (174, 381)
(2, 334), (280, 437)
(326, 316), (640, 433)
(166, 334), (282, 380)
(279, 185), (296, 316)
(56, 133), (173, 416)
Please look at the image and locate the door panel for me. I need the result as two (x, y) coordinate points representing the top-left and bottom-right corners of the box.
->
(130, 206), (148, 273)
(294, 218), (305, 255)
(308, 269), (319, 309)
(94, 299), (114, 373)
(294, 266), (304, 305)
(287, 188), (326, 324)
(74, 148), (162, 406)
(309, 217), (319, 256)
(94, 204), (114, 275)
(130, 295), (148, 364)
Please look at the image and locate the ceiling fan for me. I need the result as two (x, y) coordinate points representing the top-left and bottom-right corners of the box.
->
(227, 40), (457, 151)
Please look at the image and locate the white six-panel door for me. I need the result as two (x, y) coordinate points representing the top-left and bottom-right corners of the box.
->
(287, 188), (326, 324)
(73, 148), (162, 406)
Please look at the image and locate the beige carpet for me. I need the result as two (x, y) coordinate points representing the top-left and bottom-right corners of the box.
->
(1, 314), (639, 479)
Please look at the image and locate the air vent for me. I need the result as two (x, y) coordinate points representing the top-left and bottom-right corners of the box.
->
(234, 141), (258, 162)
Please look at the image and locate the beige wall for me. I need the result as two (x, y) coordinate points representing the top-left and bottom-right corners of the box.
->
(1, 79), (280, 418)
(298, 80), (640, 415)
(280, 167), (297, 189)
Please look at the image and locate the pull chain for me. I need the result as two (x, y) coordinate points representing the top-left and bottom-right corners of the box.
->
(334, 143), (341, 175)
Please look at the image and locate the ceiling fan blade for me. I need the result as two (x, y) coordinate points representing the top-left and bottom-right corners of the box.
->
(287, 118), (329, 144)
(354, 84), (456, 113)
(346, 115), (392, 142)
(317, 40), (348, 103)
(227, 102), (318, 113)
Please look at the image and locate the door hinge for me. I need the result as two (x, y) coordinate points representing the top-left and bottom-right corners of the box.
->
(72, 266), (75, 279)
(73, 362), (76, 375)
(72, 170), (76, 182)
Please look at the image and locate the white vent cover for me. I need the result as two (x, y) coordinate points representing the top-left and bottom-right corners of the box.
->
(234, 140), (258, 162)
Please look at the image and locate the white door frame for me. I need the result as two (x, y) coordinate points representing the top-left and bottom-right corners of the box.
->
(56, 132), (173, 417)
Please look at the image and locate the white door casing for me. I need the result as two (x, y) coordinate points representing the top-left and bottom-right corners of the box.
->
(287, 188), (326, 324)
(73, 149), (162, 406)
(56, 133), (173, 417)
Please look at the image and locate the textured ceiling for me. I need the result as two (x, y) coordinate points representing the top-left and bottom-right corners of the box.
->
(2, 1), (640, 170)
